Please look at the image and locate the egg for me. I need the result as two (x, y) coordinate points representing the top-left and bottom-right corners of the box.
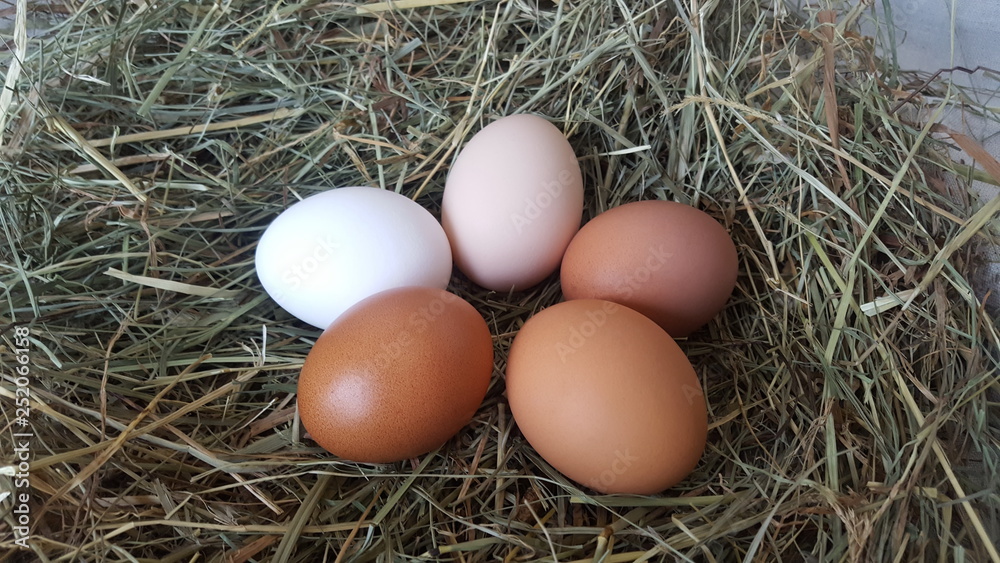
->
(560, 200), (738, 337)
(255, 187), (452, 329)
(442, 114), (584, 292)
(505, 299), (707, 494)
(297, 287), (494, 462)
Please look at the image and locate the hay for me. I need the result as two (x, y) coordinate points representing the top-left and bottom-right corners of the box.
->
(1, 0), (998, 560)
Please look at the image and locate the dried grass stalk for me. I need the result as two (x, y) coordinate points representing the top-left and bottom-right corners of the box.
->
(0, 0), (998, 560)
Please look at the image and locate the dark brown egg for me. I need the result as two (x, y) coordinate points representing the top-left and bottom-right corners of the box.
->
(297, 287), (494, 462)
(560, 200), (738, 337)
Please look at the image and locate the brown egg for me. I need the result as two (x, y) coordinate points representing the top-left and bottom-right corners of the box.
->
(297, 287), (494, 462)
(505, 299), (707, 494)
(560, 200), (738, 337)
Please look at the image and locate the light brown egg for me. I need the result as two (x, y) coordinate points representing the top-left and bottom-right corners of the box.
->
(297, 287), (494, 463)
(560, 200), (738, 337)
(505, 299), (707, 494)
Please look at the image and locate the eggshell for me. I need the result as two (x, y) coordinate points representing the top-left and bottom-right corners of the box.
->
(505, 299), (707, 494)
(255, 187), (452, 329)
(560, 200), (738, 337)
(297, 287), (494, 463)
(442, 114), (584, 292)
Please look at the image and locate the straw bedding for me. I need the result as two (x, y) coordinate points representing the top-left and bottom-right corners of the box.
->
(0, 0), (998, 560)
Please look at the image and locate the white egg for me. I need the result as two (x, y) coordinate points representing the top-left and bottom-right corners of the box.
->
(255, 187), (452, 329)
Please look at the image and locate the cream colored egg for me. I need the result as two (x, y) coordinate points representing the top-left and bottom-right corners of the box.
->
(442, 114), (584, 292)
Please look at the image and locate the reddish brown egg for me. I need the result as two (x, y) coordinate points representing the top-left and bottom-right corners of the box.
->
(505, 299), (708, 494)
(560, 200), (738, 337)
(297, 287), (494, 462)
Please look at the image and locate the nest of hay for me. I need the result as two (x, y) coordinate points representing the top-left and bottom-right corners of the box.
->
(1, 0), (998, 560)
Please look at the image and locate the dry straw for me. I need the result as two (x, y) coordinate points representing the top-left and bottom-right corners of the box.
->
(1, 0), (998, 561)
